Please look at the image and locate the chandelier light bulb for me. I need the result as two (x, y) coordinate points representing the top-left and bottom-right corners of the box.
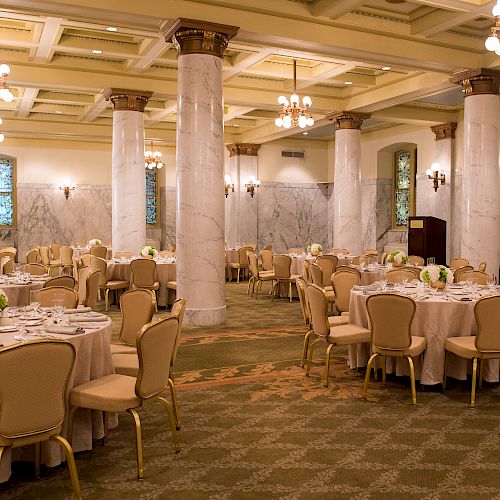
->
(157, 162), (163, 169)
(277, 95), (287, 105)
(426, 168), (433, 176)
(485, 34), (500, 51)
(0, 133), (4, 142)
(0, 64), (10, 76)
(145, 150), (151, 157)
(0, 117), (2, 125)
(283, 115), (292, 128)
(431, 162), (441, 172)
(290, 94), (299, 105)
(495, 45), (500, 55)
(298, 115), (307, 128)
(0, 88), (13, 103)
(302, 96), (312, 107)
(153, 151), (161, 157)
(275, 117), (283, 127)
(306, 117), (314, 126)
(493, 2), (500, 16)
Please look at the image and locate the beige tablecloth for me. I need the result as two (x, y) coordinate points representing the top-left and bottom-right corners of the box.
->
(73, 246), (112, 260)
(107, 261), (176, 307)
(225, 250), (240, 280)
(0, 316), (115, 482)
(0, 282), (44, 306)
(348, 290), (499, 385)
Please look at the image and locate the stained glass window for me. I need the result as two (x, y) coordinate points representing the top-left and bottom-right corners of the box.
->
(393, 150), (414, 228)
(145, 168), (159, 226)
(0, 158), (15, 226)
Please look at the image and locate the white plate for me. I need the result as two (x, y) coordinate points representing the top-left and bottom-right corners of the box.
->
(452, 291), (469, 295)
(0, 325), (18, 332)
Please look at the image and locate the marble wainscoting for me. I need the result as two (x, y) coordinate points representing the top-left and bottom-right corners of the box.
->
(450, 171), (462, 260)
(161, 186), (176, 249)
(361, 179), (392, 253)
(257, 181), (332, 254)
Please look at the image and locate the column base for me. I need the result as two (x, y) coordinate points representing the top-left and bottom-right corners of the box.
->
(185, 305), (226, 326)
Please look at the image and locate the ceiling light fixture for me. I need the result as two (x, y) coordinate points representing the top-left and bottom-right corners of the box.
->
(485, 2), (500, 54)
(144, 140), (163, 169)
(302, 132), (308, 135)
(275, 59), (314, 130)
(344, 81), (353, 85)
(92, 49), (102, 54)
(106, 26), (118, 32)
(224, 175), (235, 197)
(0, 64), (13, 103)
(381, 66), (391, 71)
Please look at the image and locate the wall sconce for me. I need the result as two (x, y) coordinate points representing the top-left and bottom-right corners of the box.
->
(224, 175), (235, 198)
(58, 179), (76, 199)
(245, 176), (260, 198)
(426, 163), (445, 192)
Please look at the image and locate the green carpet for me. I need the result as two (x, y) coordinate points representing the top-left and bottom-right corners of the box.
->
(2, 281), (500, 499)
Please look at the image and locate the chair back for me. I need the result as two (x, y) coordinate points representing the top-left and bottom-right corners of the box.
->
(386, 269), (416, 283)
(22, 263), (47, 275)
(81, 253), (93, 267)
(0, 341), (75, 442)
(39, 246), (50, 266)
(114, 251), (134, 260)
(332, 248), (349, 256)
(90, 245), (108, 259)
(366, 294), (415, 351)
(72, 257), (80, 281)
(247, 252), (259, 278)
(119, 289), (155, 346)
(401, 266), (421, 279)
(84, 270), (101, 308)
(90, 257), (108, 286)
(309, 262), (323, 287)
(77, 266), (91, 302)
(332, 270), (360, 313)
(1, 247), (16, 257)
(167, 244), (176, 253)
(474, 296), (500, 352)
(303, 260), (311, 284)
(288, 247), (305, 254)
(454, 265), (474, 282)
(34, 286), (78, 308)
(408, 255), (424, 266)
(306, 284), (330, 337)
(363, 249), (378, 257)
(130, 258), (156, 288)
(170, 297), (187, 365)
(238, 247), (252, 267)
(135, 317), (178, 400)
(273, 254), (292, 279)
(260, 249), (273, 271)
(351, 256), (360, 265)
(461, 270), (489, 285)
(44, 276), (75, 289)
(262, 244), (272, 251)
(450, 258), (469, 270)
(0, 257), (13, 275)
(335, 265), (361, 278)
(60, 246), (73, 266)
(316, 255), (338, 287)
(243, 243), (256, 251)
(478, 261), (487, 272)
(26, 249), (39, 264)
(50, 244), (61, 260)
(296, 277), (310, 325)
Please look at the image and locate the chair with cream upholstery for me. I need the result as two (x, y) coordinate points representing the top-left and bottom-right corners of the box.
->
(310, 262), (335, 308)
(386, 269), (416, 283)
(351, 256), (361, 265)
(331, 270), (360, 326)
(130, 259), (160, 311)
(77, 266), (91, 305)
(60, 246), (74, 276)
(72, 256), (81, 282)
(90, 257), (129, 311)
(444, 295), (500, 407)
(1, 257), (14, 275)
(363, 249), (378, 258)
(243, 243), (257, 251)
(50, 244), (61, 260)
(83, 270), (101, 309)
(114, 251), (134, 260)
(408, 255), (424, 266)
(296, 277), (313, 367)
(335, 265), (361, 278)
(303, 260), (312, 284)
(80, 253), (93, 267)
(306, 284), (371, 387)
(0, 341), (81, 499)
(362, 293), (426, 404)
(39, 246), (50, 267)
(271, 255), (300, 302)
(332, 248), (349, 256)
(26, 248), (39, 264)
(401, 266), (421, 280)
(43, 275), (76, 289)
(454, 265), (474, 283)
(34, 286), (78, 308)
(316, 255), (338, 288)
(478, 261), (487, 272)
(460, 270), (489, 285)
(90, 245), (108, 259)
(68, 316), (180, 480)
(21, 263), (47, 275)
(248, 251), (275, 299)
(260, 249), (273, 272)
(450, 258), (469, 270)
(228, 246), (252, 282)
(110, 289), (155, 355)
(262, 244), (272, 251)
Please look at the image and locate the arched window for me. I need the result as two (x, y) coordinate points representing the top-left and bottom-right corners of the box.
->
(146, 167), (159, 226)
(393, 149), (416, 229)
(0, 155), (16, 227)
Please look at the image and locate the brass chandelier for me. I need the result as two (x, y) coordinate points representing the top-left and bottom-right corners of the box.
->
(275, 60), (314, 129)
(485, 1), (500, 53)
(144, 140), (163, 169)
(0, 64), (13, 103)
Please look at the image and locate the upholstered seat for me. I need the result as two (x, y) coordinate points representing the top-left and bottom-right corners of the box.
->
(228, 246), (253, 282)
(130, 258), (160, 311)
(271, 254), (299, 302)
(247, 252), (275, 298)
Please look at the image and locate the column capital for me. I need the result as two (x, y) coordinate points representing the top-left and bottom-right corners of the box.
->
(450, 68), (500, 97)
(431, 122), (457, 141)
(104, 88), (153, 112)
(226, 143), (261, 157)
(165, 18), (239, 59)
(327, 111), (371, 130)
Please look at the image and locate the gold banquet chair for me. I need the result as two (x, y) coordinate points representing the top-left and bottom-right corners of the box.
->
(228, 246), (253, 282)
(450, 257), (469, 270)
(330, 269), (360, 326)
(454, 265), (474, 283)
(90, 256), (129, 311)
(25, 248), (39, 264)
(248, 251), (275, 299)
(83, 269), (101, 309)
(43, 275), (76, 289)
(386, 269), (416, 283)
(316, 255), (338, 288)
(362, 293), (426, 405)
(90, 245), (108, 259)
(76, 266), (91, 305)
(34, 286), (78, 308)
(130, 258), (160, 312)
(460, 270), (489, 285)
(310, 262), (335, 309)
(444, 295), (500, 407)
(60, 245), (74, 276)
(260, 248), (273, 272)
(21, 263), (47, 275)
(271, 254), (300, 302)
(68, 317), (181, 480)
(407, 255), (424, 266)
(0, 341), (81, 499)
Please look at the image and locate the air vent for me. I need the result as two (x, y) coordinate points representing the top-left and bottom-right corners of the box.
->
(282, 150), (305, 159)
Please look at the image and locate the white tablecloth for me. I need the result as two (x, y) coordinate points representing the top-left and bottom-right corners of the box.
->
(0, 281), (44, 306)
(0, 316), (115, 482)
(348, 289), (500, 385)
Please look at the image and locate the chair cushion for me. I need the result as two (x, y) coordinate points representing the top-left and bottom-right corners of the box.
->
(328, 315), (349, 327)
(133, 282), (160, 291)
(324, 285), (333, 292)
(341, 312), (349, 317)
(167, 281), (176, 290)
(49, 260), (62, 267)
(110, 343), (137, 355)
(328, 324), (371, 345)
(104, 280), (129, 290)
(258, 273), (275, 281)
(325, 290), (336, 302)
(445, 336), (500, 360)
(112, 353), (139, 377)
(70, 374), (140, 413)
(374, 336), (427, 358)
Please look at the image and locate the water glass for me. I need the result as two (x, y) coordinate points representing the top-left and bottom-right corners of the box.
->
(427, 257), (435, 266)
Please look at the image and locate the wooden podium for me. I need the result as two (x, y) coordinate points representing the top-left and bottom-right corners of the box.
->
(408, 216), (446, 265)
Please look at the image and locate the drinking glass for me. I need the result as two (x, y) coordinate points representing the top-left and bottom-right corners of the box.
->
(427, 257), (435, 266)
(14, 307), (28, 342)
(52, 297), (66, 324)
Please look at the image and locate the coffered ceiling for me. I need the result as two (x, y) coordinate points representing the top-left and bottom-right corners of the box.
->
(0, 0), (496, 146)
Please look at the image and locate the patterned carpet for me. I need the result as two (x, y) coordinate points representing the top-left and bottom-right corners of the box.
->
(2, 281), (500, 499)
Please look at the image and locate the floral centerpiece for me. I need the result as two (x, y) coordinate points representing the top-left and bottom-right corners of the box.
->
(387, 250), (408, 267)
(141, 245), (158, 258)
(0, 289), (8, 313)
(420, 264), (453, 289)
(88, 238), (101, 247)
(307, 243), (323, 256)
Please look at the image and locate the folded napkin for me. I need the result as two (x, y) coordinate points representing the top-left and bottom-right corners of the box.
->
(64, 307), (92, 314)
(68, 314), (107, 323)
(44, 325), (84, 335)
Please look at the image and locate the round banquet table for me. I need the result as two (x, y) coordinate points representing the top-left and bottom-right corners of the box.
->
(72, 246), (113, 260)
(0, 315), (116, 483)
(106, 260), (176, 307)
(0, 280), (44, 307)
(348, 288), (500, 385)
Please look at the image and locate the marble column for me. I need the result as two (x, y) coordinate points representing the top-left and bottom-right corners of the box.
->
(328, 112), (369, 256)
(450, 69), (500, 275)
(166, 19), (238, 326)
(430, 122), (456, 263)
(106, 89), (152, 254)
(225, 143), (260, 248)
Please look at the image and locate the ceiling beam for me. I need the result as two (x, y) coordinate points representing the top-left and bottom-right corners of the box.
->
(372, 105), (460, 126)
(310, 0), (366, 19)
(16, 88), (38, 118)
(126, 38), (172, 72)
(33, 17), (63, 63)
(223, 106), (255, 122)
(80, 93), (109, 122)
(295, 64), (357, 90)
(223, 48), (274, 81)
(144, 102), (177, 125)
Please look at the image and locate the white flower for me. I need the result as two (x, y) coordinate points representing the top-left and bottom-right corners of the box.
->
(394, 253), (403, 265)
(88, 238), (101, 247)
(141, 246), (158, 257)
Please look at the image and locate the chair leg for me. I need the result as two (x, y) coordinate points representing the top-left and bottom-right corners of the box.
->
(381, 356), (387, 386)
(362, 353), (378, 400)
(306, 338), (322, 377)
(300, 330), (314, 368)
(102, 411), (110, 445)
(127, 408), (144, 479)
(237, 269), (240, 283)
(157, 396), (181, 453)
(442, 351), (449, 391)
(105, 288), (110, 312)
(67, 406), (78, 445)
(323, 343), (334, 387)
(247, 277), (253, 295)
(271, 282), (277, 301)
(471, 357), (478, 408)
(406, 356), (417, 405)
(168, 377), (181, 430)
(479, 358), (484, 389)
(34, 442), (41, 479)
(289, 282), (292, 303)
(50, 435), (82, 500)
(255, 279), (260, 300)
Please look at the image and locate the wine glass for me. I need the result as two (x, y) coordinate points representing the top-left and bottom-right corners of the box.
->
(427, 257), (435, 266)
(14, 307), (28, 342)
(52, 296), (66, 324)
